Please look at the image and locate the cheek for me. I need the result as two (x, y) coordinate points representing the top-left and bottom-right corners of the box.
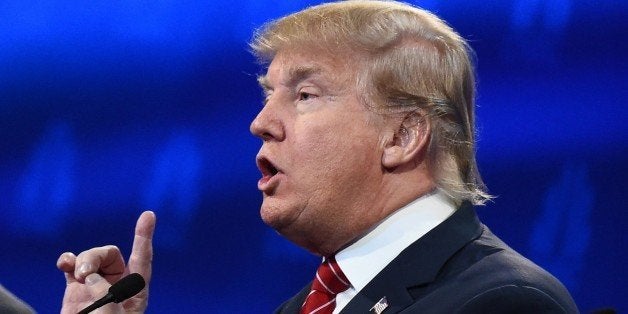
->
(291, 120), (380, 183)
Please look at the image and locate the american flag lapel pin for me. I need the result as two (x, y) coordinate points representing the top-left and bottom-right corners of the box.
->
(369, 296), (389, 314)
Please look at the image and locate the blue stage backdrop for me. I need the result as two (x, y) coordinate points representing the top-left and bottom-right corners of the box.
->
(1, 1), (626, 312)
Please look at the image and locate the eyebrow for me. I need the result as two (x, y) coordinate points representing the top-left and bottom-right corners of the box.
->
(257, 75), (271, 92)
(257, 64), (324, 92)
(285, 65), (323, 87)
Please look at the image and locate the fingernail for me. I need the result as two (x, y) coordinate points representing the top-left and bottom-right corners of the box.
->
(78, 263), (93, 275)
(85, 273), (101, 286)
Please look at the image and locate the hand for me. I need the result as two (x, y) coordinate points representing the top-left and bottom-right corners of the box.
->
(57, 211), (156, 314)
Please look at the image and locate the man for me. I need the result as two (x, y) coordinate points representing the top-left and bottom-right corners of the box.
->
(57, 1), (578, 313)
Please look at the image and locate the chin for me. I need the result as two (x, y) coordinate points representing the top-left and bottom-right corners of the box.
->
(260, 205), (335, 256)
(259, 202), (294, 231)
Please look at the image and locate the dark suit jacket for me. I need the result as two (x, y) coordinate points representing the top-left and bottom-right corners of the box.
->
(275, 204), (579, 313)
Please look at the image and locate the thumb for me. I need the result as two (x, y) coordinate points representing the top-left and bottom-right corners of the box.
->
(85, 273), (112, 301)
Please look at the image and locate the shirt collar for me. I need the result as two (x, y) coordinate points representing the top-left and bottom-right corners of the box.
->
(335, 189), (457, 292)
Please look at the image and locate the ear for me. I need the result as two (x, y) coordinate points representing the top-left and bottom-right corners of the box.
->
(382, 111), (430, 168)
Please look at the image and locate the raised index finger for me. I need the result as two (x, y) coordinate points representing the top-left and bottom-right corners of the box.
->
(127, 210), (156, 283)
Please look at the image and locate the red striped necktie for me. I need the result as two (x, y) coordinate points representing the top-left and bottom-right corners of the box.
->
(300, 256), (351, 314)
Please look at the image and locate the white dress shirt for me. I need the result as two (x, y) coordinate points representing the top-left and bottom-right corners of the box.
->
(332, 190), (457, 313)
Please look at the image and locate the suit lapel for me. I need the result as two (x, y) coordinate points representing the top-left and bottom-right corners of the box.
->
(340, 203), (483, 313)
(275, 282), (311, 314)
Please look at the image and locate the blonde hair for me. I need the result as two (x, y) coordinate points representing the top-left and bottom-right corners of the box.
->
(251, 0), (492, 205)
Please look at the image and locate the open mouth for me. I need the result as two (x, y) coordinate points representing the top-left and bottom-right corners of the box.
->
(258, 157), (279, 177)
(256, 156), (282, 193)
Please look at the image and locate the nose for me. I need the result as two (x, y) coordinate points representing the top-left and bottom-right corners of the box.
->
(250, 103), (285, 142)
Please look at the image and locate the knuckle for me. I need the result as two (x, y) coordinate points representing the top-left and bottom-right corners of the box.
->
(105, 245), (121, 254)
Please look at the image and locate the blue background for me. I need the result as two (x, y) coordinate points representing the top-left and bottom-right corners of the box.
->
(1, 1), (626, 312)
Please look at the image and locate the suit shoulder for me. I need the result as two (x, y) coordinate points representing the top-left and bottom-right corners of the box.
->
(458, 284), (578, 314)
(432, 226), (579, 313)
(462, 227), (567, 287)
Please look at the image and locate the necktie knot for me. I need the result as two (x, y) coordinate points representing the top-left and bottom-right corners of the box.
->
(313, 257), (350, 294)
(301, 256), (350, 314)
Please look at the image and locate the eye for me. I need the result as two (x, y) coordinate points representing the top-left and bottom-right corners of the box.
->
(299, 92), (313, 101)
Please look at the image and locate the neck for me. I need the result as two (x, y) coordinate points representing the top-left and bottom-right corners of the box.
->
(310, 168), (436, 256)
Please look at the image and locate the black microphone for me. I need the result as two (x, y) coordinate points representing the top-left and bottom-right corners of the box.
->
(78, 273), (146, 314)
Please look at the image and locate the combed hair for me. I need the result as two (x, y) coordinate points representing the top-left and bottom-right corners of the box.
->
(250, 0), (493, 205)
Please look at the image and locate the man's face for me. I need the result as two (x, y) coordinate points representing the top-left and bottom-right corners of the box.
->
(250, 49), (389, 254)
